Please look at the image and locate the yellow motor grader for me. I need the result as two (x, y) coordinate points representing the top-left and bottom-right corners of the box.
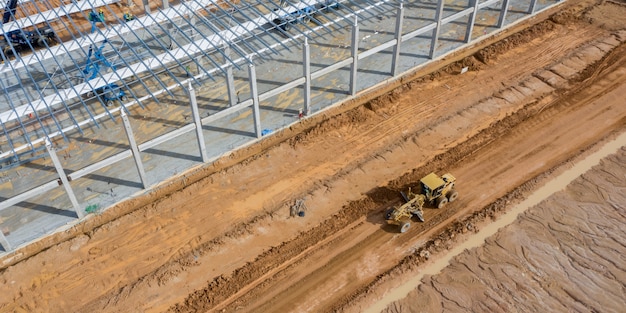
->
(385, 173), (458, 233)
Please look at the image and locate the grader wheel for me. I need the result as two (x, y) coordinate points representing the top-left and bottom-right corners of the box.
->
(436, 196), (448, 209)
(37, 37), (50, 47)
(447, 189), (459, 202)
(3, 45), (14, 57)
(384, 208), (395, 220)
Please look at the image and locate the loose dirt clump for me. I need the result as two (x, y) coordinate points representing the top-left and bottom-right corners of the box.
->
(289, 106), (378, 148)
(365, 87), (406, 113)
(550, 9), (579, 25)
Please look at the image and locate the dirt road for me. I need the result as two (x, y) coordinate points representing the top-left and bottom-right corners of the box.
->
(194, 22), (626, 313)
(0, 0), (625, 312)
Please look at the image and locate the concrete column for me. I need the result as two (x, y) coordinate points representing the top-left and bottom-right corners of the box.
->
(497, 0), (510, 28)
(143, 0), (151, 14)
(248, 63), (262, 138)
(0, 231), (10, 252)
(224, 45), (237, 107)
(189, 15), (196, 38)
(429, 0), (445, 59)
(45, 138), (83, 219)
(189, 15), (199, 75)
(189, 83), (208, 162)
(528, 0), (537, 14)
(168, 25), (176, 50)
(162, 0), (169, 9)
(303, 38), (311, 116)
(350, 17), (359, 96)
(121, 110), (148, 188)
(391, 2), (404, 77)
(464, 0), (480, 43)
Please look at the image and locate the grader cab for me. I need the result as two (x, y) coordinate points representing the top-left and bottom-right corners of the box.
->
(420, 173), (458, 208)
(385, 172), (458, 233)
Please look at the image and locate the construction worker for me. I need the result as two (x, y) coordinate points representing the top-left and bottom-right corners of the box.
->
(98, 9), (105, 22)
(123, 11), (134, 22)
(88, 11), (99, 22)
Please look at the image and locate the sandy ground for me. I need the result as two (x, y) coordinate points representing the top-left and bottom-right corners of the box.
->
(0, 0), (625, 312)
(381, 147), (626, 312)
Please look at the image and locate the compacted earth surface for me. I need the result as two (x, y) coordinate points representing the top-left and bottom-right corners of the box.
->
(380, 147), (626, 312)
(1, 0), (625, 312)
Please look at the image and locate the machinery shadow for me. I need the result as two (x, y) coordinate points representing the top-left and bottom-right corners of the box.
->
(363, 185), (406, 233)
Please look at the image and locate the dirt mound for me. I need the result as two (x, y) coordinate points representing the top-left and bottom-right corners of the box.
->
(475, 21), (557, 64)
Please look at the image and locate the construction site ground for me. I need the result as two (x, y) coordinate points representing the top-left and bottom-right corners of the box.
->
(1, 0), (625, 312)
(379, 139), (626, 312)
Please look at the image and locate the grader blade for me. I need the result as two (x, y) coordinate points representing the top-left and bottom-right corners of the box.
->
(400, 191), (410, 202)
(415, 210), (424, 222)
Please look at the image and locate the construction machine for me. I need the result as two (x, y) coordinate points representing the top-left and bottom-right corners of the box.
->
(2, 0), (17, 24)
(83, 40), (117, 80)
(82, 40), (127, 106)
(1, 27), (55, 55)
(271, 0), (339, 33)
(385, 172), (458, 233)
(1, 0), (57, 56)
(272, 5), (315, 32)
(93, 83), (127, 106)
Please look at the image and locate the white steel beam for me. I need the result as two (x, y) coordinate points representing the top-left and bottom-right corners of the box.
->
(0, 0), (331, 124)
(0, 0), (326, 74)
(0, 0), (390, 160)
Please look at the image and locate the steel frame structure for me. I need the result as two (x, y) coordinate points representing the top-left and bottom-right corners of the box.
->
(0, 0), (349, 164)
(0, 0), (561, 251)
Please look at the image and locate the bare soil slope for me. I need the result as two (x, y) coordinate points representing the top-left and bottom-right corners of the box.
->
(0, 0), (625, 312)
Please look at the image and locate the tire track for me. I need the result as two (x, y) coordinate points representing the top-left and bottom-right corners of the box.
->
(172, 29), (626, 313)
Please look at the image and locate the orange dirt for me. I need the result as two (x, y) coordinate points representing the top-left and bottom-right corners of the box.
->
(0, 0), (625, 312)
(380, 147), (626, 312)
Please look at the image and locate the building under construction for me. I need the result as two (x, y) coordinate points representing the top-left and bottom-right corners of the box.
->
(0, 0), (560, 252)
